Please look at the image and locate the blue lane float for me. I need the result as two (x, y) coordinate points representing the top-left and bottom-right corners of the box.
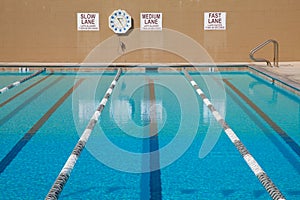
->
(45, 68), (122, 200)
(0, 68), (46, 94)
(182, 69), (286, 200)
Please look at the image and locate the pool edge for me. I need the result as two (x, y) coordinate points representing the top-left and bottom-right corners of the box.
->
(1, 62), (299, 96)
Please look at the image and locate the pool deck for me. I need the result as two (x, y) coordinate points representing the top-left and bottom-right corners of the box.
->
(249, 61), (300, 93)
(247, 62), (300, 95)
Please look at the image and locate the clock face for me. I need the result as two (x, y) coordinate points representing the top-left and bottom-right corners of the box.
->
(109, 9), (132, 34)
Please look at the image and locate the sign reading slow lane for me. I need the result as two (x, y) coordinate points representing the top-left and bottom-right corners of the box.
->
(204, 12), (226, 30)
(77, 13), (99, 31)
(140, 13), (162, 31)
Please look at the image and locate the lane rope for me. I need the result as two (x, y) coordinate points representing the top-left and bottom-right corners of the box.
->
(45, 68), (122, 200)
(0, 68), (46, 94)
(182, 69), (286, 200)
(0, 72), (54, 108)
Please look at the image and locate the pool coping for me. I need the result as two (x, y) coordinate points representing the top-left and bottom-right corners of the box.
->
(247, 65), (300, 96)
(1, 62), (299, 96)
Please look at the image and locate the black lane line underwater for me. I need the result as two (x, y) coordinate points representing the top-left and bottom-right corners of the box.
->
(148, 80), (162, 200)
(0, 78), (85, 174)
(221, 78), (300, 174)
(223, 79), (300, 158)
(0, 75), (64, 126)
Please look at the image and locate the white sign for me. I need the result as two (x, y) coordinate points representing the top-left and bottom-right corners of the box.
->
(77, 13), (99, 31)
(204, 12), (226, 30)
(140, 13), (162, 31)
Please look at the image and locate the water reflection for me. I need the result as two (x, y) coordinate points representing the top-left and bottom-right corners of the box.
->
(202, 99), (225, 124)
(110, 98), (134, 123)
(110, 98), (163, 125)
(249, 81), (278, 103)
(78, 100), (96, 124)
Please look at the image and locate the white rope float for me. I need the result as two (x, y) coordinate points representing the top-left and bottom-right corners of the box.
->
(182, 69), (285, 200)
(45, 68), (122, 200)
(0, 68), (46, 94)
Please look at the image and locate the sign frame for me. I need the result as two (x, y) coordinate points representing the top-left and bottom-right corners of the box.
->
(140, 12), (163, 31)
(204, 12), (226, 30)
(77, 12), (99, 31)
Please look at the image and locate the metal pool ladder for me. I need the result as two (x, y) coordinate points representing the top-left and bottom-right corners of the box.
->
(249, 39), (279, 67)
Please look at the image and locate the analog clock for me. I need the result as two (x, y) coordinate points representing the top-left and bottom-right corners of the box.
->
(108, 9), (132, 34)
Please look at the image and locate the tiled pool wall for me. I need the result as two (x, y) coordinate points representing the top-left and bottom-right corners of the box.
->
(1, 65), (299, 96)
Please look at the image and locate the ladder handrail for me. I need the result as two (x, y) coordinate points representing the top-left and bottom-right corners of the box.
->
(249, 39), (279, 67)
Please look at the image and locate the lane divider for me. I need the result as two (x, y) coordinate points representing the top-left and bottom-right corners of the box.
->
(182, 69), (286, 200)
(45, 68), (122, 200)
(0, 68), (46, 94)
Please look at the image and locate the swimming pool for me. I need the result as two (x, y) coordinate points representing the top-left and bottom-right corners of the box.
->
(0, 67), (299, 199)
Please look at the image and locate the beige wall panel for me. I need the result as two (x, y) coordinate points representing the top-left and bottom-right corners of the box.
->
(0, 0), (299, 63)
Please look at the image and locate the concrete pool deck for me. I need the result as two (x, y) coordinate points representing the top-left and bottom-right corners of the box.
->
(249, 61), (300, 93)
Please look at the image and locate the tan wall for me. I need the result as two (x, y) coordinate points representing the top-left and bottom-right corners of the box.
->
(0, 0), (299, 64)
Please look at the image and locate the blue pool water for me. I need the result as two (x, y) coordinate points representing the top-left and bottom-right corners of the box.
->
(0, 69), (299, 199)
(0, 73), (32, 88)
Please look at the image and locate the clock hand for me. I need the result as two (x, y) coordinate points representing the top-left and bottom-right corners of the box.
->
(117, 18), (123, 27)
